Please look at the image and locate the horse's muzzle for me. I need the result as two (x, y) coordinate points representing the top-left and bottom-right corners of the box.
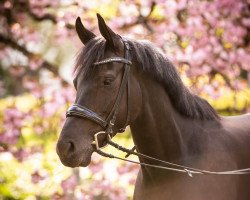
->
(56, 139), (94, 167)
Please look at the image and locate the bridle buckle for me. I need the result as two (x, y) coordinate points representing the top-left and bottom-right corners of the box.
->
(91, 131), (111, 150)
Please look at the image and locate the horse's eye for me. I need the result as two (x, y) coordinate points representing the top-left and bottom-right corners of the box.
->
(103, 78), (114, 86)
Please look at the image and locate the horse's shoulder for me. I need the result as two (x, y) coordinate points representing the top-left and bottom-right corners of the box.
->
(221, 113), (250, 123)
(220, 113), (250, 135)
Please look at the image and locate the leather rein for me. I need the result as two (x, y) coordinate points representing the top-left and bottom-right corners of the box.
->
(66, 39), (250, 177)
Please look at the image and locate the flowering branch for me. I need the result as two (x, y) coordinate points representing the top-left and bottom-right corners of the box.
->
(27, 10), (57, 24)
(26, 4), (74, 29)
(0, 33), (69, 85)
(0, 34), (31, 56)
(121, 1), (157, 32)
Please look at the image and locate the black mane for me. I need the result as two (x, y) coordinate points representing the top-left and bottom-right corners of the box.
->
(75, 37), (219, 121)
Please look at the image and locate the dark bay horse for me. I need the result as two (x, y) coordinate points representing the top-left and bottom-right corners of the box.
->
(56, 14), (250, 200)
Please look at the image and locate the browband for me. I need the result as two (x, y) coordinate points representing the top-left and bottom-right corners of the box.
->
(94, 57), (132, 66)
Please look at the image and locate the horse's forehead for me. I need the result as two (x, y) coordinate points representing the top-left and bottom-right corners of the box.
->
(104, 49), (114, 56)
(75, 63), (120, 85)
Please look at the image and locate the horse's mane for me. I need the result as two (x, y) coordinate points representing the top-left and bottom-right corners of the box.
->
(75, 37), (219, 121)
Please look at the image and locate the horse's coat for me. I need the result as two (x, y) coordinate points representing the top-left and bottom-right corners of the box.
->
(56, 14), (250, 200)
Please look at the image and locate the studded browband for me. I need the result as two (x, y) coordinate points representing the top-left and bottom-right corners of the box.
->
(94, 57), (132, 66)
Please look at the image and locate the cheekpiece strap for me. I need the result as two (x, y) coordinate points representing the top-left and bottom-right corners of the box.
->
(94, 57), (132, 66)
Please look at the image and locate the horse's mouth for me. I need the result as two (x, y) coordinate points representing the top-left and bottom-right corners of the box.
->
(80, 156), (92, 167)
(58, 148), (94, 168)
(79, 149), (94, 167)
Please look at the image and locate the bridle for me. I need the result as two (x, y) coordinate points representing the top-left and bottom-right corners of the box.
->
(66, 38), (250, 176)
(66, 39), (132, 149)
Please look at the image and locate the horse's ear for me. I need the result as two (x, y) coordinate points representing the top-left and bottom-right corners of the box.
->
(96, 13), (123, 51)
(75, 17), (96, 45)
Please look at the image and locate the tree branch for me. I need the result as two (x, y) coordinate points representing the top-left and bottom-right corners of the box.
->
(0, 34), (31, 56)
(28, 11), (57, 24)
(9, 0), (74, 29)
(0, 34), (69, 85)
(120, 1), (156, 32)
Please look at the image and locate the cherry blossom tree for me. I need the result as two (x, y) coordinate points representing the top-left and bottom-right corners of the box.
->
(0, 0), (249, 199)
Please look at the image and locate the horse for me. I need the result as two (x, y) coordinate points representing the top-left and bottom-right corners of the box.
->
(56, 14), (250, 200)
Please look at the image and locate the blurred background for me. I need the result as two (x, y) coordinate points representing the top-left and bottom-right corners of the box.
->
(0, 0), (249, 199)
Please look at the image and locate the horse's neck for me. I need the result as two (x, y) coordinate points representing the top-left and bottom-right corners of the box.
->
(131, 75), (183, 159)
(130, 75), (208, 180)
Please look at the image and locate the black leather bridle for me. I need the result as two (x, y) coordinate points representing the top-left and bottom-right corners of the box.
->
(66, 39), (132, 149)
(65, 39), (250, 176)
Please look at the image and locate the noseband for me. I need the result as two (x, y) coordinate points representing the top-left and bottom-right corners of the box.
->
(66, 39), (131, 149)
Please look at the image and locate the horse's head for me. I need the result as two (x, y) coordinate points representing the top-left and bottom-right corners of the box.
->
(56, 14), (142, 167)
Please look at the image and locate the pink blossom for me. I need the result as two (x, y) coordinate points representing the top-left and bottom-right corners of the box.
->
(236, 48), (250, 70)
(214, 0), (244, 15)
(31, 170), (46, 184)
(0, 129), (19, 145)
(0, 49), (8, 60)
(12, 148), (30, 162)
(40, 102), (59, 117)
(0, 107), (25, 146)
(22, 76), (38, 91)
(34, 125), (43, 135)
(242, 18), (250, 27)
(89, 154), (103, 173)
(9, 66), (25, 77)
(29, 59), (42, 71)
(61, 175), (77, 192)
(23, 30), (40, 43)
(117, 163), (138, 175)
(29, 0), (59, 8)
(108, 187), (127, 200)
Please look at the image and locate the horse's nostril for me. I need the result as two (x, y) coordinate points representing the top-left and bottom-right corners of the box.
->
(57, 140), (76, 157)
(68, 141), (75, 153)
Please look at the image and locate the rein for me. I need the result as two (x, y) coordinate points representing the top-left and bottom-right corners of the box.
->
(96, 137), (250, 177)
(66, 38), (250, 177)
